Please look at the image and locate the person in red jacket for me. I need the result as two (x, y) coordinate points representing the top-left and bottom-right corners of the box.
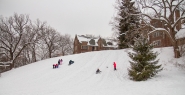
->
(113, 62), (117, 71)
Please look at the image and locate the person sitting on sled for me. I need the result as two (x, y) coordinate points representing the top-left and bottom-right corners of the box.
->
(53, 64), (55, 69)
(68, 60), (74, 65)
(96, 68), (101, 74)
(55, 64), (58, 68)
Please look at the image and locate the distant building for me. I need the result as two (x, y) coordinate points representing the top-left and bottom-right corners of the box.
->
(73, 35), (118, 54)
(146, 10), (185, 48)
(148, 19), (173, 48)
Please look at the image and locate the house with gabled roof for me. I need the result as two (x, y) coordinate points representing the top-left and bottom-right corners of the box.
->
(73, 35), (118, 54)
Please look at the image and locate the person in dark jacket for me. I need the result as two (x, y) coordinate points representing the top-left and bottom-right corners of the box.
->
(68, 60), (74, 65)
(53, 64), (55, 69)
(58, 59), (60, 65)
(96, 68), (101, 74)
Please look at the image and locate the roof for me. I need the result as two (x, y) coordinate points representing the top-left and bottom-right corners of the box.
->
(76, 35), (118, 47)
(103, 39), (118, 48)
(77, 35), (99, 46)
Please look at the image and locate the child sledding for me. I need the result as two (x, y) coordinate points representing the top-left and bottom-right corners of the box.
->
(68, 60), (74, 65)
(52, 59), (75, 68)
(53, 64), (59, 69)
(96, 68), (101, 74)
(53, 59), (63, 69)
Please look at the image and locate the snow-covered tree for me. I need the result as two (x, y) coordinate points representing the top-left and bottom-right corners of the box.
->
(112, 0), (140, 49)
(137, 0), (185, 58)
(128, 36), (163, 81)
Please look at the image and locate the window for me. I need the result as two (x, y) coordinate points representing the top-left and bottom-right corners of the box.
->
(153, 32), (161, 38)
(81, 46), (88, 49)
(153, 40), (161, 46)
(156, 40), (161, 46)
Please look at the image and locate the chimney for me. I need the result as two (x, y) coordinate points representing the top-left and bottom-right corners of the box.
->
(175, 10), (181, 31)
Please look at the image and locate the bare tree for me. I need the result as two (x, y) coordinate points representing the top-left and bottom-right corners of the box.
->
(0, 13), (75, 70)
(136, 0), (185, 58)
(41, 26), (60, 58)
(58, 34), (73, 56)
(0, 13), (42, 69)
(28, 19), (46, 62)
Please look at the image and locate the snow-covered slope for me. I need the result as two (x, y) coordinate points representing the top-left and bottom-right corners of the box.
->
(0, 47), (185, 95)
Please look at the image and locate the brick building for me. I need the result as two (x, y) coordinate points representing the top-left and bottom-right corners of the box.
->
(148, 19), (173, 47)
(148, 10), (185, 48)
(73, 35), (118, 54)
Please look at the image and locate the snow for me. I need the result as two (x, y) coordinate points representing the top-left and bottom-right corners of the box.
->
(176, 28), (185, 39)
(0, 52), (4, 54)
(0, 47), (185, 95)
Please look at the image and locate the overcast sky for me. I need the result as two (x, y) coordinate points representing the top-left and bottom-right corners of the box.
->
(0, 0), (116, 38)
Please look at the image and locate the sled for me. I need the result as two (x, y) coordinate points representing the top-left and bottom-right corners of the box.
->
(96, 71), (101, 74)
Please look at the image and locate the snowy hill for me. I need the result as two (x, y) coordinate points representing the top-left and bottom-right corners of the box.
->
(0, 47), (185, 95)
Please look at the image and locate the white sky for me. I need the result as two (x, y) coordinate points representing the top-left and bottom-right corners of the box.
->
(0, 47), (185, 95)
(0, 0), (116, 38)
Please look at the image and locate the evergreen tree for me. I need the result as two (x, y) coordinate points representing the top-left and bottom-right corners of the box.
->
(113, 0), (140, 49)
(128, 36), (163, 81)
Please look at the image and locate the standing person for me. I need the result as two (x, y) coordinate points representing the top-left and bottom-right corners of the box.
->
(60, 59), (63, 65)
(113, 62), (117, 71)
(58, 59), (60, 65)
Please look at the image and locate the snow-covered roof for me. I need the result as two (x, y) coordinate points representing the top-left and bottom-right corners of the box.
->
(175, 28), (185, 39)
(103, 39), (118, 48)
(77, 35), (99, 46)
(77, 35), (118, 47)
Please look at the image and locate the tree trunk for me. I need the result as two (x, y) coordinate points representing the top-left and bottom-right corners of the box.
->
(32, 46), (37, 62)
(10, 52), (14, 69)
(174, 41), (181, 58)
(49, 50), (52, 58)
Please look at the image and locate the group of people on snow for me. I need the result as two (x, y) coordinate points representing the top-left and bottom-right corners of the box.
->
(53, 59), (75, 69)
(96, 62), (117, 74)
(53, 59), (117, 75)
(53, 59), (63, 69)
